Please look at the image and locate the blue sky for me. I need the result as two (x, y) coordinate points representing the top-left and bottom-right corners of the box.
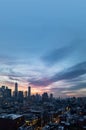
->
(0, 0), (86, 97)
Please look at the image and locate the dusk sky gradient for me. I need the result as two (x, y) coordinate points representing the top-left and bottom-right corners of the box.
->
(0, 0), (86, 97)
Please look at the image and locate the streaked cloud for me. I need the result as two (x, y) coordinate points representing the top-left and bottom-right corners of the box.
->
(29, 61), (86, 86)
(42, 44), (75, 66)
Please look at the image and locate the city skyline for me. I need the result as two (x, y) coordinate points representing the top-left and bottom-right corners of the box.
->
(0, 0), (86, 97)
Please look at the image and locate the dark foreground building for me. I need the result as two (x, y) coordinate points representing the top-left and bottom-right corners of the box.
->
(0, 114), (25, 130)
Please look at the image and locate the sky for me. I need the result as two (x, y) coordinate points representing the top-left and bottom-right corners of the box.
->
(0, 0), (86, 97)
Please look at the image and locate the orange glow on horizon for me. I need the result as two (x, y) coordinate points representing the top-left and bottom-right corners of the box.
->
(0, 81), (49, 95)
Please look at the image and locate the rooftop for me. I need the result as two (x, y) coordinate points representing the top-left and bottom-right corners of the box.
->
(0, 114), (22, 120)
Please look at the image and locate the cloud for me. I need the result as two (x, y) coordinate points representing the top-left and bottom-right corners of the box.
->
(41, 44), (75, 66)
(29, 61), (86, 86)
(0, 68), (24, 78)
(51, 69), (85, 82)
(0, 54), (18, 66)
(41, 38), (86, 67)
(68, 82), (86, 91)
(29, 78), (52, 86)
(50, 61), (86, 82)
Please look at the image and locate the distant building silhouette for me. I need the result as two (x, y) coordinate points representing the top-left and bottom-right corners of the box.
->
(18, 91), (24, 102)
(0, 86), (11, 98)
(50, 93), (53, 100)
(42, 92), (49, 102)
(24, 91), (28, 98)
(28, 86), (31, 98)
(14, 82), (18, 98)
(5, 87), (11, 98)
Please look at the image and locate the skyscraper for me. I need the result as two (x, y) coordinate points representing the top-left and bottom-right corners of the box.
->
(18, 91), (23, 102)
(24, 91), (28, 98)
(42, 92), (49, 102)
(14, 82), (18, 98)
(28, 86), (31, 98)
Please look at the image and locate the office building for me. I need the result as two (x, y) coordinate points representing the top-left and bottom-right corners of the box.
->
(0, 114), (25, 130)
(28, 86), (31, 98)
(18, 91), (24, 102)
(14, 82), (18, 98)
